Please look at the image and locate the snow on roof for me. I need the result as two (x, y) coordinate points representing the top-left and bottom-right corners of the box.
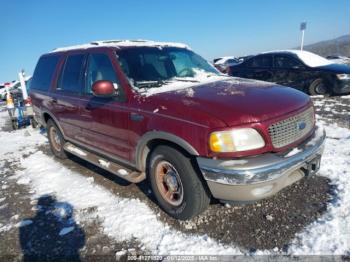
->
(51, 39), (190, 53)
(262, 50), (333, 67)
(214, 56), (237, 65)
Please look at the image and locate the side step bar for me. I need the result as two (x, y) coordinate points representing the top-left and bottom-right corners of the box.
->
(63, 142), (145, 183)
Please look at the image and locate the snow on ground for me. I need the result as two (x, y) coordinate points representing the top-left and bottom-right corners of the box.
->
(287, 122), (350, 255)
(15, 151), (241, 255)
(1, 105), (350, 255)
(0, 113), (46, 161)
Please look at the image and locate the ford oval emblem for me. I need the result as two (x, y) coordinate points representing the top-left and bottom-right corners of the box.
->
(298, 121), (306, 130)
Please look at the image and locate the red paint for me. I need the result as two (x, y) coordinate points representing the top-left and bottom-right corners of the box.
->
(30, 46), (314, 164)
(92, 80), (115, 97)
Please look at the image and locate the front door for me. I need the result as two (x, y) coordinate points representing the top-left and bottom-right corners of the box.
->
(243, 54), (274, 82)
(273, 55), (306, 90)
(79, 52), (131, 162)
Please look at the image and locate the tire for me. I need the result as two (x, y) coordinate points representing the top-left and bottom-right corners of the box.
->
(148, 145), (210, 220)
(47, 119), (67, 159)
(308, 79), (328, 95)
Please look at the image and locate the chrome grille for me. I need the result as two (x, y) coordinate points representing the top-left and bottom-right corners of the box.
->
(268, 107), (314, 148)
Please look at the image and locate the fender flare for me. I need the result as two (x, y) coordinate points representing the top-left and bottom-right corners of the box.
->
(135, 131), (199, 171)
(41, 110), (66, 139)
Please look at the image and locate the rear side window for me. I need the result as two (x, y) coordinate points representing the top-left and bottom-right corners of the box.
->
(246, 55), (272, 68)
(31, 55), (60, 91)
(58, 54), (86, 93)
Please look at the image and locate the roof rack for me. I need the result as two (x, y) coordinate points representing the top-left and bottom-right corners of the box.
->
(51, 40), (190, 53)
(90, 39), (150, 45)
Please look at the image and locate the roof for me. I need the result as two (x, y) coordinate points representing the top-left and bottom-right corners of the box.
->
(214, 56), (237, 65)
(262, 49), (310, 56)
(51, 39), (190, 53)
(261, 49), (333, 67)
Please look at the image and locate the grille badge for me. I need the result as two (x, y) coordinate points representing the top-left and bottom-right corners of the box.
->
(297, 121), (306, 131)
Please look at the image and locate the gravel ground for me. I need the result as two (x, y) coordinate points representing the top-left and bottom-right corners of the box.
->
(0, 94), (349, 259)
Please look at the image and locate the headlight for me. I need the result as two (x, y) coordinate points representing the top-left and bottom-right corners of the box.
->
(209, 128), (265, 153)
(336, 74), (350, 80)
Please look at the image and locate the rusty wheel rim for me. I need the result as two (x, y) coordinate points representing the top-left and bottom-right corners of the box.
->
(155, 161), (184, 206)
(49, 127), (61, 152)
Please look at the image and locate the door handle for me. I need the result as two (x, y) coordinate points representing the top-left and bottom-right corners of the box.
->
(130, 112), (144, 122)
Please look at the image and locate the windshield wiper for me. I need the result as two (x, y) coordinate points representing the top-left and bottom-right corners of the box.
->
(135, 80), (166, 88)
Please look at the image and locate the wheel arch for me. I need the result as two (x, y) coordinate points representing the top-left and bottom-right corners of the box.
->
(41, 110), (66, 139)
(135, 131), (199, 172)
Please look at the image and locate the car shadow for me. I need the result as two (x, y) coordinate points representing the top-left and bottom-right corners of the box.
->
(67, 153), (133, 187)
(37, 143), (157, 204)
(19, 195), (85, 261)
(67, 153), (157, 203)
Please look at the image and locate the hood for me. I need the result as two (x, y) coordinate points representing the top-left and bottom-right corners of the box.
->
(148, 78), (311, 127)
(316, 63), (350, 74)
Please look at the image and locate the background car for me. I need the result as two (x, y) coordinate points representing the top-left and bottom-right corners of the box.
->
(326, 55), (350, 65)
(0, 76), (32, 100)
(228, 50), (350, 95)
(213, 56), (239, 73)
(0, 84), (7, 100)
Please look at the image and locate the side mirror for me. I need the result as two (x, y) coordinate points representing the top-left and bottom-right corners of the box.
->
(92, 80), (116, 97)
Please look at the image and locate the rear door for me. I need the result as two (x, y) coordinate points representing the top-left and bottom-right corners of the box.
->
(238, 55), (274, 82)
(51, 52), (87, 142)
(79, 51), (131, 162)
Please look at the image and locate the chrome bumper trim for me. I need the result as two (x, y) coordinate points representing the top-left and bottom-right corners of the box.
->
(197, 124), (326, 185)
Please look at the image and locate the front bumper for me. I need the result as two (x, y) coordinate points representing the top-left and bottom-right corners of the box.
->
(197, 124), (326, 202)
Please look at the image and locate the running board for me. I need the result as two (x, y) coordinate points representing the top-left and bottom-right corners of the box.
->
(63, 142), (145, 183)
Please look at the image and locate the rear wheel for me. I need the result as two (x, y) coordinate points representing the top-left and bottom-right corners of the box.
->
(148, 145), (210, 220)
(308, 79), (328, 95)
(47, 119), (67, 159)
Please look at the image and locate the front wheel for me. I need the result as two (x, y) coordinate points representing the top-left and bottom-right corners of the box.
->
(148, 145), (210, 220)
(308, 79), (328, 95)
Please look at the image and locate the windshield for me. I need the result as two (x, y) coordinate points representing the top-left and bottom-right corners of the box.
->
(116, 47), (220, 88)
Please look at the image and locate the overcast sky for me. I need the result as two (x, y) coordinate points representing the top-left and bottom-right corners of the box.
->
(1, 0), (349, 82)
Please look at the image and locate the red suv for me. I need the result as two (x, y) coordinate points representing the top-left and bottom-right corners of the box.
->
(30, 40), (325, 220)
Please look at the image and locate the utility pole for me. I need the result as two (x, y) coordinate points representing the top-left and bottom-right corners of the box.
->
(300, 22), (307, 51)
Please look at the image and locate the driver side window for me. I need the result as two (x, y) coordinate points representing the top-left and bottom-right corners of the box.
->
(86, 53), (119, 94)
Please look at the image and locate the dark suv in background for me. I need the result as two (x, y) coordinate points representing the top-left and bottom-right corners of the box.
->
(30, 40), (325, 220)
(228, 50), (350, 95)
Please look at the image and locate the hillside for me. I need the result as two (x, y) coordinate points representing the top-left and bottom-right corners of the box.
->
(302, 35), (350, 57)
